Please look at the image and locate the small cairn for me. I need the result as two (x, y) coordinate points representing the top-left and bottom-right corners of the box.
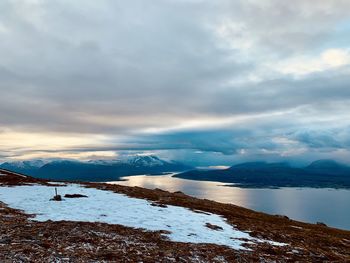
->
(50, 187), (62, 201)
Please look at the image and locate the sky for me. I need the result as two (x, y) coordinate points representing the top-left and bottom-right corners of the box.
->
(1, 0), (350, 166)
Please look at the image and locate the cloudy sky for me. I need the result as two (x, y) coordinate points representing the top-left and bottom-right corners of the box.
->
(1, 0), (350, 166)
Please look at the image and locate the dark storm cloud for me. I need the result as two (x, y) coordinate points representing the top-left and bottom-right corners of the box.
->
(291, 128), (350, 149)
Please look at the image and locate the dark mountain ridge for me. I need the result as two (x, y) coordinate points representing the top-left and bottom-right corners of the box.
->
(305, 159), (350, 176)
(175, 159), (350, 188)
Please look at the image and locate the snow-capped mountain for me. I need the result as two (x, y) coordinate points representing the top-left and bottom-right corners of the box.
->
(117, 155), (167, 167)
(89, 155), (174, 167)
(1, 160), (47, 169)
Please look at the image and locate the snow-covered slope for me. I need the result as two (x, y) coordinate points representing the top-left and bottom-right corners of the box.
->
(0, 184), (284, 250)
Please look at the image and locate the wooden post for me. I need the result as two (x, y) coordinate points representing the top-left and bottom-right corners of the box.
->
(51, 187), (62, 201)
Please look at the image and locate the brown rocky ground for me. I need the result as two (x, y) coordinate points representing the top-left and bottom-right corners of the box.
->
(0, 169), (349, 262)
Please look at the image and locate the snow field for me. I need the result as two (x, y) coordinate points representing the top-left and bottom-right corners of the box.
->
(0, 184), (285, 250)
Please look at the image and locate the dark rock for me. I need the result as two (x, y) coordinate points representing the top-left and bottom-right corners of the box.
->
(150, 202), (167, 208)
(0, 237), (11, 244)
(64, 194), (88, 198)
(50, 195), (62, 201)
(205, 223), (223, 231)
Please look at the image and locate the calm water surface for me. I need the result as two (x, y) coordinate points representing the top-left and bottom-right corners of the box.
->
(109, 174), (350, 230)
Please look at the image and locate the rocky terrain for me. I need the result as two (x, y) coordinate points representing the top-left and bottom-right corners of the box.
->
(0, 169), (350, 262)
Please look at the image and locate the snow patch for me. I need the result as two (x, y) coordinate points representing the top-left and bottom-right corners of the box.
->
(0, 184), (285, 250)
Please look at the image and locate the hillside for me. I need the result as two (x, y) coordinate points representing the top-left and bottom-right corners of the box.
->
(175, 160), (350, 188)
(0, 169), (350, 262)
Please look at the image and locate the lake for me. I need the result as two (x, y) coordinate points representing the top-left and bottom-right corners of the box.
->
(108, 174), (350, 230)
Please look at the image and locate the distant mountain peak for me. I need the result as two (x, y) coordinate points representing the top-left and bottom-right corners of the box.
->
(113, 155), (163, 167)
(230, 161), (290, 170)
(89, 155), (170, 167)
(306, 159), (347, 170)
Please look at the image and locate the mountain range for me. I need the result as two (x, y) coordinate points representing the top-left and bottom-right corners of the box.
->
(2, 157), (349, 188)
(174, 159), (350, 188)
(0, 155), (192, 182)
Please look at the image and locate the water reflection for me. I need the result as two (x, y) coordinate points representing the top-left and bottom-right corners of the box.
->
(109, 174), (249, 204)
(109, 174), (350, 230)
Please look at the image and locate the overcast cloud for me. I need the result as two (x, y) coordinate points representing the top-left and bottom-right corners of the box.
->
(1, 0), (350, 165)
